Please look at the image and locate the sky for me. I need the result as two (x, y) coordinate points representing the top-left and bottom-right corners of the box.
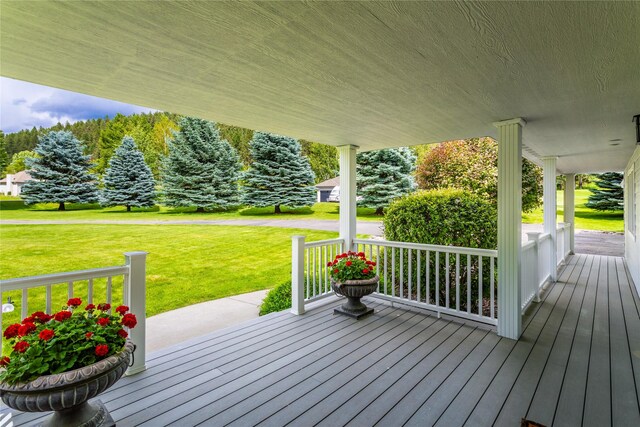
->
(0, 77), (156, 134)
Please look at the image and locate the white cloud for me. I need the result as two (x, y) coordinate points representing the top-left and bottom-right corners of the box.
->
(1, 77), (156, 133)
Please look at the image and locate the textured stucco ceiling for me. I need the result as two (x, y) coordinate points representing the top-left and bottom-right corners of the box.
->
(1, 1), (638, 173)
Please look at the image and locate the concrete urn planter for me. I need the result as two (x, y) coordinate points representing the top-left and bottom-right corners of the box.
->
(0, 340), (134, 427)
(331, 276), (379, 319)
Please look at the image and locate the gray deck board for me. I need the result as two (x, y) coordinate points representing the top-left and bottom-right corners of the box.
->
(4, 255), (639, 427)
(525, 254), (593, 426)
(583, 256), (612, 427)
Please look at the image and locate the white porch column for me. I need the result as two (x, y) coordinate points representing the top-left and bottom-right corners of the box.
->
(543, 157), (558, 281)
(338, 145), (358, 251)
(494, 118), (524, 340)
(564, 173), (575, 254)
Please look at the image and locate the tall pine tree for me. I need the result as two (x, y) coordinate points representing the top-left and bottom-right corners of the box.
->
(357, 147), (415, 215)
(242, 132), (316, 214)
(101, 136), (156, 211)
(162, 117), (242, 212)
(585, 172), (624, 211)
(0, 131), (10, 177)
(21, 131), (98, 210)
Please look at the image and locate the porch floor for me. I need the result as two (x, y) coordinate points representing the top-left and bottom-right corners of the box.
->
(4, 254), (640, 426)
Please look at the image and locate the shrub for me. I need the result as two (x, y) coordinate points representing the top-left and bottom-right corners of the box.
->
(384, 188), (497, 249)
(259, 281), (292, 315)
(382, 189), (497, 313)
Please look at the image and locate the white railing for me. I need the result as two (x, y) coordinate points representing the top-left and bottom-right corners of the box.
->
(0, 252), (147, 375)
(353, 238), (498, 326)
(291, 236), (345, 314)
(521, 224), (571, 313)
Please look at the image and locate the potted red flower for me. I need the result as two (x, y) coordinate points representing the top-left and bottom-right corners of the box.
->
(0, 298), (137, 426)
(328, 251), (379, 318)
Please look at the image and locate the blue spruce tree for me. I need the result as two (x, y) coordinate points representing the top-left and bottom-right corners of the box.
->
(585, 172), (623, 211)
(162, 117), (242, 212)
(357, 147), (416, 215)
(101, 136), (156, 211)
(21, 131), (98, 211)
(242, 132), (316, 214)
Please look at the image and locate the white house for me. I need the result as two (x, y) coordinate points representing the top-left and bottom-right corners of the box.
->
(315, 176), (339, 202)
(0, 171), (33, 196)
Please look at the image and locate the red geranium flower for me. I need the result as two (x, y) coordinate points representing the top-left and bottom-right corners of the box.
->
(22, 316), (34, 324)
(357, 252), (365, 257)
(39, 329), (55, 341)
(67, 298), (82, 307)
(97, 303), (111, 311)
(326, 262), (332, 267)
(86, 332), (94, 339)
(32, 311), (53, 323)
(85, 304), (96, 311)
(0, 356), (10, 367)
(115, 305), (129, 316)
(345, 261), (352, 266)
(363, 269), (370, 274)
(18, 322), (37, 337)
(13, 341), (29, 353)
(97, 317), (110, 327)
(95, 344), (109, 357)
(121, 313), (137, 329)
(334, 268), (339, 274)
(54, 311), (72, 322)
(3, 323), (20, 340)
(117, 329), (128, 339)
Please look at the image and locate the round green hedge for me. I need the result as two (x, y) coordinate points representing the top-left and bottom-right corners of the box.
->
(383, 188), (497, 249)
(259, 281), (292, 316)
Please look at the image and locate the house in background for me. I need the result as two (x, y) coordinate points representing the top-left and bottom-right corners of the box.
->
(0, 170), (33, 196)
(315, 176), (339, 202)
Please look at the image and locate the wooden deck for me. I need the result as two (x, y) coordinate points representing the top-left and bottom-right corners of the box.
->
(3, 254), (640, 426)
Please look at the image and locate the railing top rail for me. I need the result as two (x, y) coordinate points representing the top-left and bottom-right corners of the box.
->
(304, 238), (345, 249)
(539, 233), (551, 242)
(353, 238), (497, 257)
(521, 240), (536, 251)
(0, 265), (129, 292)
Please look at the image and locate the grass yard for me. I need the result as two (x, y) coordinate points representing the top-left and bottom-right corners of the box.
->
(0, 224), (338, 353)
(522, 189), (623, 232)
(0, 198), (381, 221)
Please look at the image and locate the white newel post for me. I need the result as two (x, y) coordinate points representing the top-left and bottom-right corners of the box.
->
(543, 157), (558, 281)
(527, 232), (542, 302)
(124, 251), (147, 375)
(564, 173), (575, 254)
(338, 145), (358, 251)
(291, 235), (306, 315)
(495, 118), (524, 340)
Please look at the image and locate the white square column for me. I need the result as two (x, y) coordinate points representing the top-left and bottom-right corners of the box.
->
(494, 118), (525, 340)
(564, 173), (575, 254)
(338, 145), (358, 251)
(543, 157), (558, 281)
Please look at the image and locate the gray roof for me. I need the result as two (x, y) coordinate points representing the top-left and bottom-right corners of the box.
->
(316, 176), (339, 189)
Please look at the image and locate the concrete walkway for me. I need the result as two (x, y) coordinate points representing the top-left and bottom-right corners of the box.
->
(146, 289), (269, 352)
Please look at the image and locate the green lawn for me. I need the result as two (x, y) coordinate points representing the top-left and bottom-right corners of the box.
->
(522, 189), (623, 232)
(0, 224), (338, 352)
(0, 198), (381, 221)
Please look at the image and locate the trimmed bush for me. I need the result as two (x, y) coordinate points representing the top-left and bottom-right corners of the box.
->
(382, 189), (497, 313)
(383, 188), (497, 249)
(259, 281), (292, 315)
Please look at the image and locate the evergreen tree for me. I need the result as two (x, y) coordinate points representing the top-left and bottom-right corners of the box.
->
(242, 132), (316, 214)
(0, 131), (9, 177)
(585, 172), (624, 211)
(162, 117), (242, 212)
(21, 131), (98, 210)
(357, 147), (416, 215)
(101, 136), (156, 211)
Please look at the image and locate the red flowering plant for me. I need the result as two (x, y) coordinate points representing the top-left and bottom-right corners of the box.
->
(0, 298), (136, 385)
(327, 251), (378, 283)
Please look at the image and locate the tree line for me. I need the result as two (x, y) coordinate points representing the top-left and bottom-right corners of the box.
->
(0, 112), (339, 184)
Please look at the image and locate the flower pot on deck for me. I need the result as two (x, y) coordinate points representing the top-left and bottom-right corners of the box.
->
(331, 276), (379, 319)
(0, 340), (134, 427)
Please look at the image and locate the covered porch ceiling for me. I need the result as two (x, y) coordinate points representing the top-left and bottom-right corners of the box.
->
(1, 1), (638, 173)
